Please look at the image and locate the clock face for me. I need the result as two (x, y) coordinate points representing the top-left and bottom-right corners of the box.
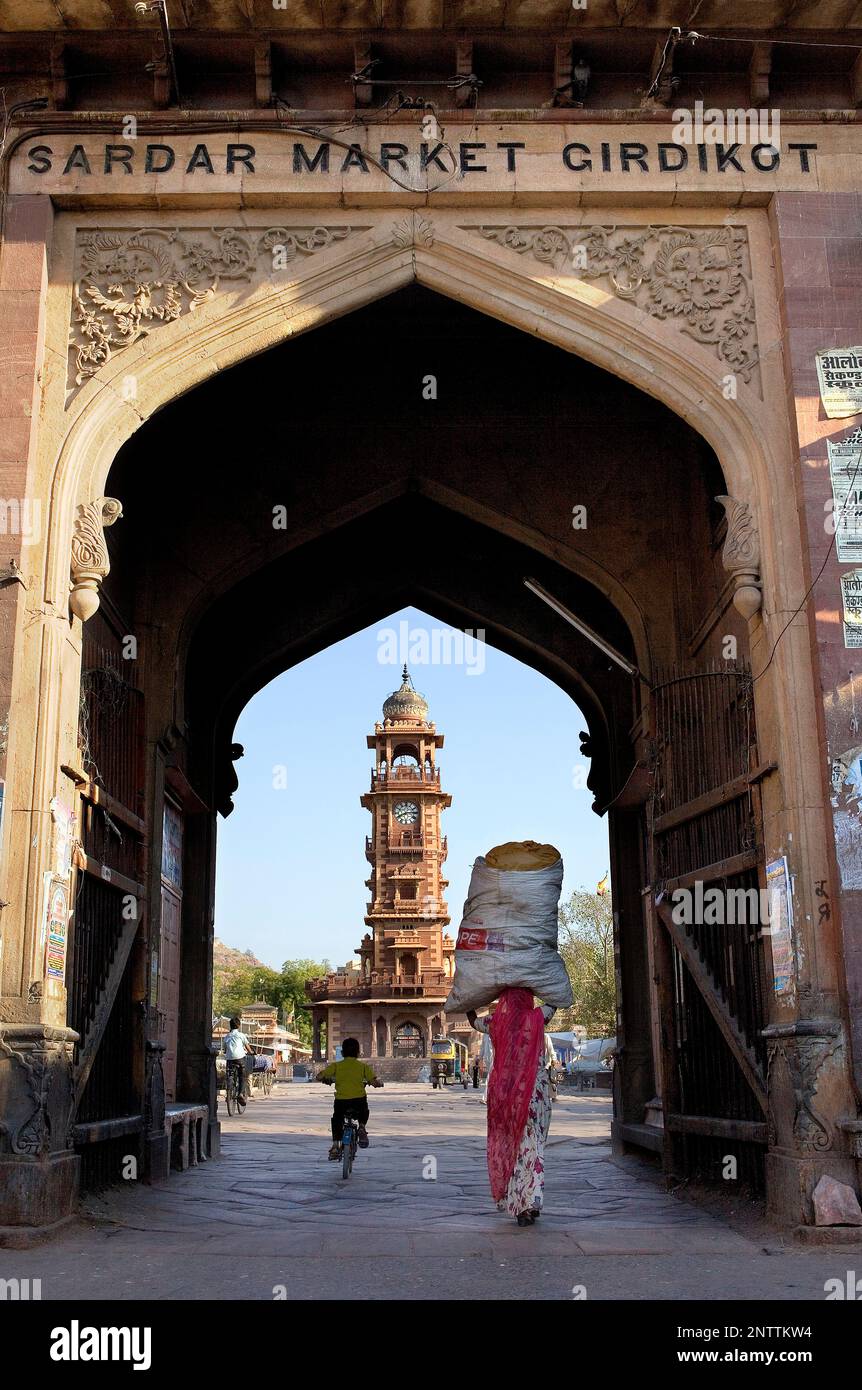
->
(393, 801), (419, 826)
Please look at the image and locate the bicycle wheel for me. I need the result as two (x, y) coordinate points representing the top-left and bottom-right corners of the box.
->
(342, 1123), (355, 1178)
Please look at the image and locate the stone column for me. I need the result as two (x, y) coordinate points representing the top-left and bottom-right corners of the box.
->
(760, 192), (862, 1222)
(0, 195), (82, 1243)
(384, 1015), (392, 1057)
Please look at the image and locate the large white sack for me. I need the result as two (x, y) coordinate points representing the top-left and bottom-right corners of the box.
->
(444, 854), (573, 1014)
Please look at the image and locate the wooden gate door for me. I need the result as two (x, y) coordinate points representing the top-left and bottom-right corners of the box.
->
(69, 619), (146, 1189)
(648, 663), (774, 1191)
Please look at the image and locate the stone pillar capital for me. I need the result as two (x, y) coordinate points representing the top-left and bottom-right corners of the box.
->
(716, 494), (763, 620)
(69, 496), (123, 622)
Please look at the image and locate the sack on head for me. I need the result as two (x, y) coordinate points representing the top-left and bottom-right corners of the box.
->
(444, 841), (573, 1014)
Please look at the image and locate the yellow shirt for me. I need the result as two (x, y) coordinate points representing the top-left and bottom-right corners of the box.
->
(321, 1058), (377, 1100)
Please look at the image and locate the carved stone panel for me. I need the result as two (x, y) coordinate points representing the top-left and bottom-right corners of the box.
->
(467, 223), (761, 393)
(765, 1026), (844, 1157)
(0, 1026), (77, 1158)
(68, 225), (362, 398)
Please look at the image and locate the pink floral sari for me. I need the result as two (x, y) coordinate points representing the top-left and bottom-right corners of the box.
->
(486, 988), (545, 1203)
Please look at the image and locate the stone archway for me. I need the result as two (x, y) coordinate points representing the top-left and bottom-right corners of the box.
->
(1, 207), (856, 1238)
(20, 214), (821, 956)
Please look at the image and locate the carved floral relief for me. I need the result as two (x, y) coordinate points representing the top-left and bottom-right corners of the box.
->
(68, 225), (358, 397)
(470, 223), (760, 391)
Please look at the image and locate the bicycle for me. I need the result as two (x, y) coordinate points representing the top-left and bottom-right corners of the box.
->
(225, 1059), (247, 1116)
(339, 1107), (360, 1180)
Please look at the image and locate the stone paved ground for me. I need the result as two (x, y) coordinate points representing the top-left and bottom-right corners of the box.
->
(4, 1084), (861, 1300)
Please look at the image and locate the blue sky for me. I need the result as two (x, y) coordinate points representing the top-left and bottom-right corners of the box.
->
(214, 606), (609, 969)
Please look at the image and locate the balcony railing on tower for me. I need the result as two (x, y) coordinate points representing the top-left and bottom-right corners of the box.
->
(305, 969), (449, 1001)
(370, 765), (441, 789)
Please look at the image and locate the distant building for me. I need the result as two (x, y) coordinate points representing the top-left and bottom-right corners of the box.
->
(213, 1001), (310, 1078)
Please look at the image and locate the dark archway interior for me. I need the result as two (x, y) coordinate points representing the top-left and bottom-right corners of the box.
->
(105, 284), (732, 817)
(82, 284), (748, 1158)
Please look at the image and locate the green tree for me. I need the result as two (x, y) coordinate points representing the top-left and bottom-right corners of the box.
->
(555, 888), (616, 1038)
(212, 957), (329, 1048)
(278, 958), (331, 1046)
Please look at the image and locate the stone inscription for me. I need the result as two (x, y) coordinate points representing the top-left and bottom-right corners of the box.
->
(25, 138), (818, 181)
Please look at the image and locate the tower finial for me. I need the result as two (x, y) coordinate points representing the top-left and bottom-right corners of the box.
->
(383, 665), (428, 721)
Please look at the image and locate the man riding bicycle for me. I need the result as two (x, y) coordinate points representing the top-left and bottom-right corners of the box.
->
(316, 1037), (383, 1160)
(223, 1015), (253, 1109)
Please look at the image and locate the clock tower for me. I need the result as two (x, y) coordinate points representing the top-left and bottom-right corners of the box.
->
(360, 666), (452, 986)
(308, 665), (468, 1070)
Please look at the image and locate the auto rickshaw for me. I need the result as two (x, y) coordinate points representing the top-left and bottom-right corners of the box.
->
(430, 1037), (470, 1088)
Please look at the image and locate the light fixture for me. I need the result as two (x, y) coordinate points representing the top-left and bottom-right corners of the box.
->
(134, 0), (181, 107)
(523, 576), (642, 680)
(573, 56), (591, 104)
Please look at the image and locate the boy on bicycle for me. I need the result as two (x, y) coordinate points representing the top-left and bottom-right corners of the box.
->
(317, 1037), (383, 1159)
(223, 1015), (252, 1108)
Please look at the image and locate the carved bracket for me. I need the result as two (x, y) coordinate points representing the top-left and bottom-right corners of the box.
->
(391, 214), (435, 249)
(69, 496), (123, 622)
(716, 495), (763, 620)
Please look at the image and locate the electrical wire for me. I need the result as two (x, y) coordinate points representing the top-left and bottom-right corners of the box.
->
(685, 30), (862, 53)
(754, 437), (862, 684)
(272, 96), (460, 195)
(645, 22), (862, 103)
(644, 26), (682, 102)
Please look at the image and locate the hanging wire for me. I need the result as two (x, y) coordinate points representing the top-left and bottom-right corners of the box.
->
(755, 440), (862, 684)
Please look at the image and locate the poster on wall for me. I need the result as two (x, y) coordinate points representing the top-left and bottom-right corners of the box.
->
(816, 347), (862, 418)
(161, 800), (183, 890)
(841, 569), (862, 647)
(43, 877), (70, 984)
(766, 856), (795, 998)
(828, 427), (862, 562)
(49, 797), (74, 880)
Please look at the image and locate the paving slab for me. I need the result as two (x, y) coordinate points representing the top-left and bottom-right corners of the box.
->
(1, 1083), (857, 1299)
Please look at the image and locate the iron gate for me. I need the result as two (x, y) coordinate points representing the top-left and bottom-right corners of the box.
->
(68, 620), (146, 1190)
(649, 662), (772, 1192)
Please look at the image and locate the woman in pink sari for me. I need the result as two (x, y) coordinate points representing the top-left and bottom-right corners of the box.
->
(468, 988), (555, 1227)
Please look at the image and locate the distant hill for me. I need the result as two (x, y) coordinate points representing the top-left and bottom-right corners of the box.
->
(212, 937), (271, 996)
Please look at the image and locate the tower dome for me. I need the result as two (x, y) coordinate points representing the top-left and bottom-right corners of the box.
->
(383, 665), (429, 722)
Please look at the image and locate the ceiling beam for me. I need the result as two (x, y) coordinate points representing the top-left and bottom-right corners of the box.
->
(749, 42), (772, 106)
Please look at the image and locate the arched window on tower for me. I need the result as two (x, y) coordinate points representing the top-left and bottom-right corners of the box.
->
(393, 1021), (424, 1058)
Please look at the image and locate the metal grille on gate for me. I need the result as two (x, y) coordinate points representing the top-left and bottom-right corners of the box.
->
(68, 622), (146, 1191)
(648, 662), (772, 1192)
